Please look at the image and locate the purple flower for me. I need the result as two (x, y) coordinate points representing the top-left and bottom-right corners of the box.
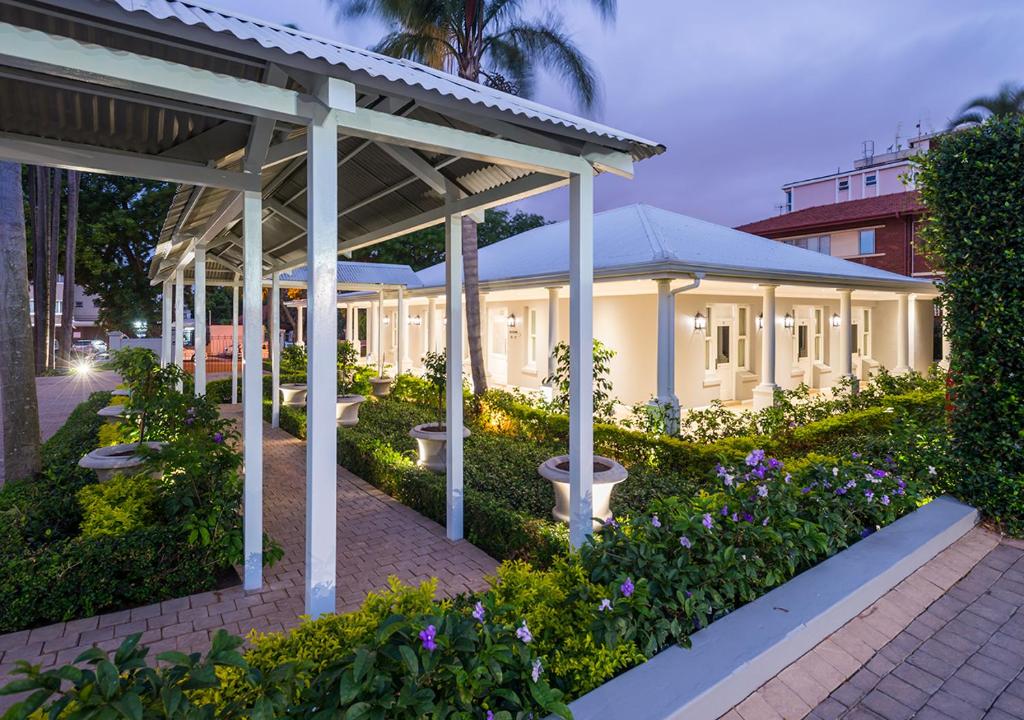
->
(720, 505), (729, 517)
(872, 468), (887, 479)
(419, 624), (437, 652)
(212, 432), (224, 444)
(679, 535), (692, 549)
(762, 517), (770, 526)
(836, 486), (847, 496)
(742, 512), (755, 523)
(651, 514), (661, 528)
(784, 473), (792, 484)
(746, 449), (765, 467)
(516, 621), (532, 644)
(472, 601), (485, 623)
(881, 495), (891, 506)
(731, 512), (739, 522)
(486, 712), (494, 720)
(620, 578), (635, 598)
(531, 658), (543, 683)
(801, 486), (811, 495)
(702, 513), (714, 530)
(768, 457), (782, 470)
(598, 598), (612, 612)
(185, 417), (195, 426)
(851, 451), (861, 459)
(603, 516), (618, 529)
(750, 465), (766, 479)
(864, 489), (874, 500)
(757, 484), (768, 498)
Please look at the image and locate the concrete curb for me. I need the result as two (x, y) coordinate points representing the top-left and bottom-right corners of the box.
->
(566, 496), (979, 720)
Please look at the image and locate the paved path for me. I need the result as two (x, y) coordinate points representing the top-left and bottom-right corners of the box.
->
(722, 528), (1022, 720)
(0, 371), (121, 481)
(0, 404), (495, 706)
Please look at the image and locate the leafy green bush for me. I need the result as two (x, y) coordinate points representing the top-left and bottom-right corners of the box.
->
(917, 115), (1024, 534)
(78, 473), (160, 539)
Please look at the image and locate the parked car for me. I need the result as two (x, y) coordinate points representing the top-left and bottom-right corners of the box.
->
(71, 339), (107, 357)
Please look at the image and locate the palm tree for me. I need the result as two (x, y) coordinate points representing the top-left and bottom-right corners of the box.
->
(948, 82), (1024, 129)
(0, 162), (42, 482)
(336, 0), (613, 395)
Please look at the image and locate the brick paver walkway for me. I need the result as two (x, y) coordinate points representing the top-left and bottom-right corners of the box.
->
(0, 404), (495, 707)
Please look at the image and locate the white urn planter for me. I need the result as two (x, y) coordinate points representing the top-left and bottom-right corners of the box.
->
(539, 454), (628, 529)
(279, 383), (308, 406)
(111, 388), (131, 398)
(409, 423), (471, 473)
(97, 404), (127, 424)
(369, 376), (393, 397)
(335, 394), (366, 427)
(78, 442), (166, 482)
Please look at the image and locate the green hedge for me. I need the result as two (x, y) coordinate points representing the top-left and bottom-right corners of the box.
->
(918, 115), (1024, 534)
(206, 373), (306, 405)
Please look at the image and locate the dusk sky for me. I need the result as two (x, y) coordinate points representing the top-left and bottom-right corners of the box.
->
(218, 0), (1022, 227)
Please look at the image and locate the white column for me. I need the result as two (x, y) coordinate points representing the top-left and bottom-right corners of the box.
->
(242, 190), (263, 591)
(173, 268), (184, 371)
(194, 245), (207, 396)
(345, 304), (354, 346)
(546, 286), (560, 381)
(568, 171), (594, 548)
(397, 286), (408, 375)
(654, 278), (681, 430)
(270, 271), (281, 428)
(753, 284), (778, 410)
(160, 278), (172, 366)
(230, 275), (239, 404)
(368, 300), (378, 363)
(427, 296), (437, 354)
(304, 108), (338, 618)
(296, 303), (305, 346)
(941, 309), (951, 368)
(445, 213), (464, 540)
(838, 288), (856, 388)
(376, 289), (384, 377)
(895, 292), (910, 374)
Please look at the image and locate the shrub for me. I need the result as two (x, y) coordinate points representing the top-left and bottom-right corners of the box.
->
(917, 115), (1024, 534)
(78, 473), (160, 539)
(545, 339), (617, 422)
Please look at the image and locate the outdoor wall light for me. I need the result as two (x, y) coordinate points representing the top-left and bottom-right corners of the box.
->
(784, 313), (794, 330)
(694, 312), (707, 331)
(409, 315), (422, 326)
(831, 313), (841, 327)
(382, 315), (390, 326)
(507, 313), (518, 329)
(756, 313), (764, 330)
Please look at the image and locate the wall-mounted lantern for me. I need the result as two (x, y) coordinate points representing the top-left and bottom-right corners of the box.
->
(694, 312), (707, 331)
(409, 315), (422, 326)
(784, 313), (795, 330)
(756, 313), (764, 331)
(506, 313), (518, 329)
(831, 313), (841, 328)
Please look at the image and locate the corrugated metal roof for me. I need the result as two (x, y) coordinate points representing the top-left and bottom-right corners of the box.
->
(110, 0), (663, 158)
(281, 261), (421, 288)
(414, 204), (937, 292)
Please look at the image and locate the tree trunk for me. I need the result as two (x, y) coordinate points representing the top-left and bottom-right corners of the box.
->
(46, 169), (62, 369)
(461, 215), (487, 394)
(30, 167), (46, 375)
(61, 170), (79, 363)
(0, 162), (42, 482)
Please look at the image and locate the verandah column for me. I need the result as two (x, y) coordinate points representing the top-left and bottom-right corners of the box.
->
(230, 274), (239, 404)
(296, 302), (304, 346)
(242, 190), (263, 591)
(445, 211), (464, 540)
(753, 284), (778, 410)
(838, 288), (857, 389)
(160, 278), (172, 366)
(654, 278), (680, 429)
(427, 295), (437, 354)
(304, 104), (339, 618)
(546, 286), (560, 382)
(173, 267), (184, 372)
(398, 286), (408, 375)
(270, 270), (281, 428)
(345, 303), (354, 346)
(568, 170), (595, 548)
(194, 244), (207, 396)
(895, 292), (911, 374)
(375, 288), (384, 376)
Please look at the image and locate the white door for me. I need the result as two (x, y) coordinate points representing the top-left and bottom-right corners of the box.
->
(713, 316), (735, 401)
(488, 306), (509, 385)
(794, 317), (813, 383)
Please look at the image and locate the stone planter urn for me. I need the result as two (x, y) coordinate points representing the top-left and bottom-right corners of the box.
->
(539, 454), (628, 529)
(369, 376), (393, 397)
(111, 388), (131, 398)
(279, 383), (308, 406)
(409, 423), (471, 473)
(78, 442), (166, 482)
(98, 404), (127, 424)
(335, 394), (366, 427)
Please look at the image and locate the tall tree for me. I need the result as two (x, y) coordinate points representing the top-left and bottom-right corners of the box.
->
(0, 162), (42, 482)
(948, 81), (1024, 129)
(46, 169), (61, 369)
(338, 0), (612, 393)
(28, 167), (47, 374)
(60, 170), (79, 363)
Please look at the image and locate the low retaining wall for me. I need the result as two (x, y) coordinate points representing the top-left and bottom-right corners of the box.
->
(567, 496), (979, 720)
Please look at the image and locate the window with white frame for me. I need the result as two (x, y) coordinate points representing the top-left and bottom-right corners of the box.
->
(783, 235), (831, 255)
(859, 229), (876, 255)
(861, 309), (872, 358)
(703, 305), (713, 373)
(737, 306), (749, 370)
(813, 308), (823, 362)
(526, 307), (538, 367)
(838, 178), (850, 192)
(865, 173), (877, 187)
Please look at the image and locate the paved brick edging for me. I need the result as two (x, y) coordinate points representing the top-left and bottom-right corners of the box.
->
(721, 527), (1002, 720)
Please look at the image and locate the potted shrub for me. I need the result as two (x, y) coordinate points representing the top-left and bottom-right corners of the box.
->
(369, 363), (393, 397)
(335, 340), (366, 427)
(538, 454), (628, 529)
(409, 351), (470, 472)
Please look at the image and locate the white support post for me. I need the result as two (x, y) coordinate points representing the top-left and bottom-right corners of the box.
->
(230, 275), (239, 404)
(194, 245), (207, 396)
(654, 278), (681, 431)
(376, 289), (385, 377)
(242, 190), (263, 591)
(270, 271), (281, 428)
(368, 300), (377, 363)
(895, 292), (910, 374)
(568, 171), (595, 548)
(753, 284), (779, 410)
(397, 286), (408, 375)
(546, 286), (560, 382)
(174, 268), (185, 390)
(941, 310), (951, 368)
(297, 303), (305, 346)
(304, 107), (339, 618)
(427, 296), (437, 354)
(838, 288), (857, 390)
(445, 213), (464, 540)
(161, 279), (172, 366)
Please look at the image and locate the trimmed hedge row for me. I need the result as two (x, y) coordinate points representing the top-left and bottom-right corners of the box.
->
(206, 374), (306, 405)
